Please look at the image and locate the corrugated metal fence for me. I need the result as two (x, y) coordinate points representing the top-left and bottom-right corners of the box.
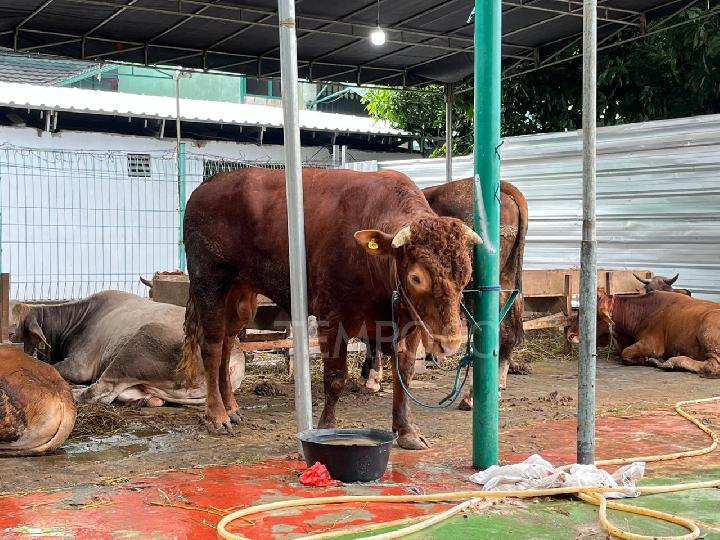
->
(347, 114), (720, 301)
(0, 146), (330, 300)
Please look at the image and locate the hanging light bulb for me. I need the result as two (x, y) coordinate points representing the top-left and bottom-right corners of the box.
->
(370, 27), (386, 46)
(369, 0), (385, 46)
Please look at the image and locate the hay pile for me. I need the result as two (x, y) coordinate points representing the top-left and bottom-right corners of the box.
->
(514, 329), (575, 365)
(69, 402), (129, 440)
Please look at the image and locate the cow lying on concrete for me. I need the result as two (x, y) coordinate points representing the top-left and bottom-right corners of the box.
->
(1, 346), (76, 456)
(182, 167), (480, 448)
(360, 178), (529, 410)
(11, 291), (245, 406)
(566, 289), (720, 377)
(633, 273), (691, 296)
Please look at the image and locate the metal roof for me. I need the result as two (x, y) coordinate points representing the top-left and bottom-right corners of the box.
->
(0, 80), (406, 135)
(0, 1), (699, 87)
(0, 47), (100, 85)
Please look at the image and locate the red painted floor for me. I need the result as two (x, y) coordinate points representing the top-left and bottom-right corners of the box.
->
(1, 403), (718, 539)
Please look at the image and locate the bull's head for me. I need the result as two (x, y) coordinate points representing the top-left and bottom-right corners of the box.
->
(10, 308), (51, 359)
(354, 217), (480, 357)
(633, 273), (691, 296)
(565, 288), (614, 347)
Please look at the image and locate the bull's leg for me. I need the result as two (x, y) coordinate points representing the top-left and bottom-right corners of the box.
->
(220, 281), (257, 424)
(392, 330), (428, 450)
(51, 356), (94, 384)
(317, 321), (349, 429)
(620, 340), (659, 365)
(359, 339), (382, 394)
(655, 355), (717, 376)
(74, 379), (134, 404)
(191, 274), (234, 435)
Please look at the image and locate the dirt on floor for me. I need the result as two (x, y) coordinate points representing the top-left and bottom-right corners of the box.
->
(4, 332), (718, 494)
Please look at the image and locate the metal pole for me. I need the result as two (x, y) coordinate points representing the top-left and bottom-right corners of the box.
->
(277, 0), (313, 448)
(177, 142), (187, 272)
(175, 71), (191, 272)
(472, 0), (501, 469)
(445, 83), (453, 183)
(578, 0), (598, 465)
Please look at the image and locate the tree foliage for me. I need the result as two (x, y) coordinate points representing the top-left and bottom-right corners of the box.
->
(363, 6), (720, 155)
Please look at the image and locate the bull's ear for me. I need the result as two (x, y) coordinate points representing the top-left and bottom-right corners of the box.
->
(354, 230), (395, 257)
(27, 317), (49, 349)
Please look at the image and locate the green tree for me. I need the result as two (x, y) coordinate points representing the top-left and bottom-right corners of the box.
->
(363, 5), (720, 154)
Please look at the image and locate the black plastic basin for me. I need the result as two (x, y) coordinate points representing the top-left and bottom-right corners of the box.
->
(297, 428), (397, 483)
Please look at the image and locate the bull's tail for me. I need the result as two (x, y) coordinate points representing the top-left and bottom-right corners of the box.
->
(179, 292), (202, 385)
(502, 181), (529, 347)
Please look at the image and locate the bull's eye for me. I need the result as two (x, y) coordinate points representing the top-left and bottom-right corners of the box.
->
(409, 274), (422, 286)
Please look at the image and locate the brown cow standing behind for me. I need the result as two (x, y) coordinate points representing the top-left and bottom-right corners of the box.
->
(1, 346), (76, 456)
(359, 179), (528, 408)
(180, 167), (480, 449)
(567, 289), (720, 377)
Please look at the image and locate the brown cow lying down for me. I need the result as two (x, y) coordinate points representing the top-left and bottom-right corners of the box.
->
(360, 178), (529, 410)
(1, 346), (76, 456)
(11, 291), (245, 406)
(567, 289), (720, 377)
(182, 167), (480, 448)
(633, 273), (691, 296)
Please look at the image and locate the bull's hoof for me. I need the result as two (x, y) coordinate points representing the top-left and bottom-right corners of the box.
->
(458, 397), (473, 411)
(228, 410), (244, 424)
(358, 378), (381, 394)
(203, 417), (236, 435)
(397, 432), (429, 450)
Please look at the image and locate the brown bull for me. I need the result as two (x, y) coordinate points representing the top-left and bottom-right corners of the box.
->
(181, 167), (480, 449)
(359, 179), (528, 407)
(567, 289), (720, 377)
(1, 346), (76, 456)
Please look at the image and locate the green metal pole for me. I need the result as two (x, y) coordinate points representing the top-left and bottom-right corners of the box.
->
(472, 0), (501, 469)
(177, 141), (187, 272)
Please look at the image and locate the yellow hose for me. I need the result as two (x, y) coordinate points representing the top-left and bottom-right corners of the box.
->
(217, 397), (720, 540)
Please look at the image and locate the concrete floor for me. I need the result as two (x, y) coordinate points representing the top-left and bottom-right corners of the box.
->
(1, 402), (718, 539)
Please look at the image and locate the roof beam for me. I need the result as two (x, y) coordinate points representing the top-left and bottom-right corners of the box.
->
(83, 0), (140, 38)
(255, 0), (386, 59)
(13, 0), (55, 48)
(61, 0), (474, 46)
(147, 0), (224, 43)
(502, 2), (643, 27)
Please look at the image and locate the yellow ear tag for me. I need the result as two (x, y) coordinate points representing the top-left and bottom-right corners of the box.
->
(37, 341), (46, 350)
(367, 239), (379, 250)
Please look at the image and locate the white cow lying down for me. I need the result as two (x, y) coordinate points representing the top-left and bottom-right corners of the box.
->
(10, 291), (245, 406)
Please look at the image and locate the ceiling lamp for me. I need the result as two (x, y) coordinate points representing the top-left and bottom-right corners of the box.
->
(370, 0), (386, 46)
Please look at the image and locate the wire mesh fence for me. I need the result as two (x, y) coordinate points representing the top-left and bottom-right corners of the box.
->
(0, 145), (333, 301)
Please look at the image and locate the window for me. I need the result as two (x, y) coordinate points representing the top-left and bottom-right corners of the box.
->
(245, 77), (269, 96)
(127, 153), (151, 177)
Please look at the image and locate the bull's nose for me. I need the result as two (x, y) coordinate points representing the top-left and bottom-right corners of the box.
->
(438, 335), (462, 357)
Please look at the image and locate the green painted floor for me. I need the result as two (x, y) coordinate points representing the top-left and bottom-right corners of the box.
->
(345, 471), (720, 539)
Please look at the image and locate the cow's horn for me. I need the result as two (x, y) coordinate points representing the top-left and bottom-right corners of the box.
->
(633, 273), (650, 285)
(665, 273), (679, 285)
(139, 276), (153, 288)
(391, 226), (412, 248)
(464, 225), (483, 244)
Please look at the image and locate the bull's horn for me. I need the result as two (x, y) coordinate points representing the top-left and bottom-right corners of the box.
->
(463, 225), (483, 244)
(633, 273), (650, 285)
(391, 226), (412, 248)
(665, 273), (679, 285)
(139, 276), (153, 288)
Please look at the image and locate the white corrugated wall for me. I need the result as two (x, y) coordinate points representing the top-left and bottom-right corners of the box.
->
(346, 114), (720, 300)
